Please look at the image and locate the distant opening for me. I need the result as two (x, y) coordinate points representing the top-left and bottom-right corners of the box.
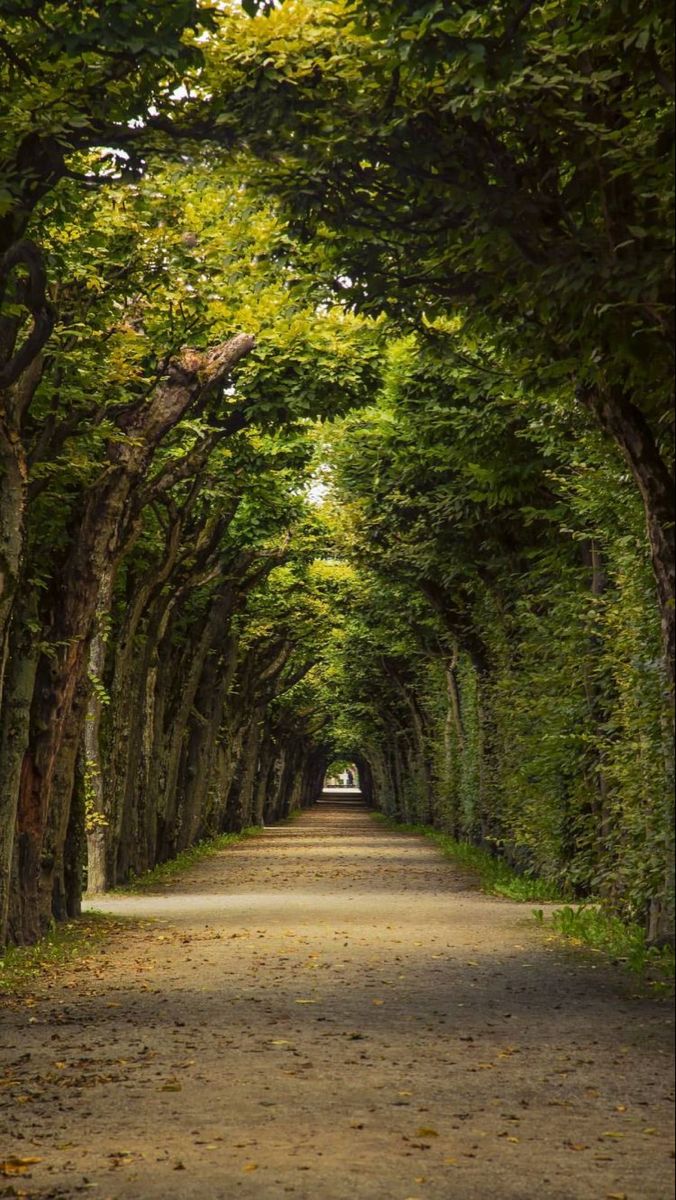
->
(323, 760), (361, 791)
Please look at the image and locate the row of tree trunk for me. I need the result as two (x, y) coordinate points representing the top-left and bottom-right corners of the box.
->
(0, 331), (328, 947)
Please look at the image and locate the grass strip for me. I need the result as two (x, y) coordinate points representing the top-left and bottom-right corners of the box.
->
(1, 821), (285, 996)
(373, 813), (674, 987)
(0, 912), (126, 997)
(372, 812), (563, 902)
(114, 827), (264, 893)
(542, 904), (675, 989)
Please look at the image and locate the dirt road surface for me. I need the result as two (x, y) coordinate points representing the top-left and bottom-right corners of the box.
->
(1, 803), (673, 1199)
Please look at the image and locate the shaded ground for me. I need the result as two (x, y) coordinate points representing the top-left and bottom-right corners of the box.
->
(1, 803), (673, 1199)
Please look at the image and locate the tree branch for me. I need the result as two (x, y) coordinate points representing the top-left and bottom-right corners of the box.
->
(0, 240), (55, 391)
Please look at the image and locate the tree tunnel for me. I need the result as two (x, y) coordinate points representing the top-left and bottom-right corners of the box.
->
(0, 0), (672, 950)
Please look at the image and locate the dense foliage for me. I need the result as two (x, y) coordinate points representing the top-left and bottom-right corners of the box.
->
(315, 335), (673, 935)
(0, 0), (672, 947)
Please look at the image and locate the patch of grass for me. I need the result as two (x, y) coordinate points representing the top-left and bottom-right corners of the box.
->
(0, 913), (124, 997)
(373, 813), (563, 902)
(114, 827), (263, 893)
(549, 904), (675, 988)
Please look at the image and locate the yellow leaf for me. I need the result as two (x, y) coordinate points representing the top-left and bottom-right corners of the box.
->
(0, 1157), (43, 1176)
(416, 1128), (439, 1138)
(243, 1163), (258, 1172)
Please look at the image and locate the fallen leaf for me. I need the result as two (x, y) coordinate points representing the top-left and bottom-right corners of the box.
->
(0, 1157), (43, 1176)
(416, 1128), (439, 1138)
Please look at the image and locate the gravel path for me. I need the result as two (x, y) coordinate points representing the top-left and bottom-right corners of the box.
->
(1, 803), (673, 1199)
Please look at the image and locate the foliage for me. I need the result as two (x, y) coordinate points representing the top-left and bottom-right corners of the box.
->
(313, 330), (673, 932)
(213, 0), (674, 416)
(209, 0), (675, 697)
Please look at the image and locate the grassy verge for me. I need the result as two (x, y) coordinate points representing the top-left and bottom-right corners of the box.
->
(0, 912), (126, 997)
(1, 820), (291, 996)
(372, 813), (562, 902)
(539, 905), (675, 990)
(373, 813), (674, 988)
(114, 827), (263, 893)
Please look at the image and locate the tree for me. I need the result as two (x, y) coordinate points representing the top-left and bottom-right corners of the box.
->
(0, 0), (266, 736)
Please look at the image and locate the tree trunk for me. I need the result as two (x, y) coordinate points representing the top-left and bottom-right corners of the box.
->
(0, 421), (25, 715)
(443, 651), (464, 836)
(179, 630), (239, 847)
(83, 569), (113, 895)
(579, 384), (675, 694)
(0, 594), (37, 946)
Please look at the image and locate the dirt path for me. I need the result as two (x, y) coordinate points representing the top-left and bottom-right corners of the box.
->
(1, 804), (673, 1200)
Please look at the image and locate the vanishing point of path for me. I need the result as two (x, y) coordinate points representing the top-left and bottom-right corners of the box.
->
(1, 804), (674, 1200)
